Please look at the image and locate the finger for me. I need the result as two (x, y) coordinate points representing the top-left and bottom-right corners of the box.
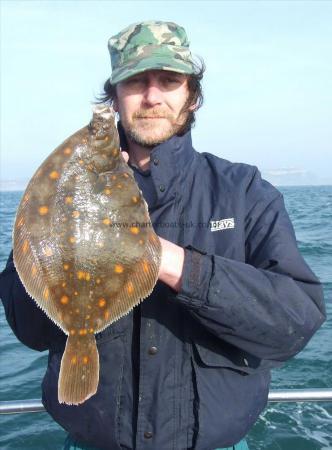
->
(121, 151), (129, 163)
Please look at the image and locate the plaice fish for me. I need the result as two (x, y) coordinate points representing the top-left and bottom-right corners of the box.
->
(13, 104), (161, 405)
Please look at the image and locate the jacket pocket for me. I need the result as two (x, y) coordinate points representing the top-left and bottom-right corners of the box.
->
(193, 340), (257, 375)
(190, 340), (270, 449)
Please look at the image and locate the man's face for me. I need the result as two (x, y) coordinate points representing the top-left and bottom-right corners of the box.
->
(113, 70), (195, 148)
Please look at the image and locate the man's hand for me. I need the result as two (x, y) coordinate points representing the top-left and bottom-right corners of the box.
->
(122, 151), (129, 163)
(158, 237), (184, 292)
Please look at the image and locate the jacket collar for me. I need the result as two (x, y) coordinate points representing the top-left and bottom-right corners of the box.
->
(118, 122), (196, 206)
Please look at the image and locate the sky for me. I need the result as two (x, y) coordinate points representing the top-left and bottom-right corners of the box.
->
(1, 0), (332, 188)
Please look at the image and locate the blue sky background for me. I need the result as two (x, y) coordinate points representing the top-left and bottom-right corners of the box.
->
(1, 0), (332, 188)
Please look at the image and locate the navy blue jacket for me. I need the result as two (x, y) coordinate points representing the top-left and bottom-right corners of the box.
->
(0, 131), (326, 450)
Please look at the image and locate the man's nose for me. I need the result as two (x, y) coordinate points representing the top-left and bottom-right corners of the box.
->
(143, 84), (163, 106)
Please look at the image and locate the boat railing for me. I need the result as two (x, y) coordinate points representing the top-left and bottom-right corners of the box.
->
(0, 389), (332, 414)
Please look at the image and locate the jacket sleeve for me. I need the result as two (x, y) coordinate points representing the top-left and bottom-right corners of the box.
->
(0, 250), (61, 351)
(175, 169), (326, 363)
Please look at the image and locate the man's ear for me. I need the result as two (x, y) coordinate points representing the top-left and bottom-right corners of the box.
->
(113, 98), (119, 113)
(188, 102), (197, 112)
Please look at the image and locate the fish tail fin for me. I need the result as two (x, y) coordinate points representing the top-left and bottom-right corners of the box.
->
(58, 334), (99, 405)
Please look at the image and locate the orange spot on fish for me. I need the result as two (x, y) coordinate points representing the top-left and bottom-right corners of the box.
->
(116, 183), (123, 189)
(31, 264), (37, 277)
(79, 329), (87, 336)
(102, 218), (111, 225)
(82, 356), (89, 364)
(70, 329), (76, 336)
(75, 308), (80, 313)
(44, 246), (53, 257)
(85, 314), (91, 320)
(139, 239), (144, 245)
(130, 226), (140, 235)
(74, 291), (78, 296)
(142, 260), (149, 273)
(77, 271), (90, 281)
(65, 196), (73, 204)
(63, 147), (72, 155)
(112, 175), (117, 180)
(22, 240), (29, 254)
(78, 159), (84, 165)
(69, 236), (76, 244)
(60, 295), (69, 305)
(71, 356), (77, 364)
(49, 170), (60, 180)
(43, 288), (49, 300)
(63, 263), (70, 270)
(24, 193), (30, 202)
(96, 278), (101, 284)
(114, 264), (124, 274)
(104, 310), (110, 320)
(123, 173), (129, 178)
(112, 148), (119, 157)
(103, 188), (112, 195)
(38, 206), (49, 216)
(98, 298), (106, 308)
(132, 196), (139, 203)
(89, 328), (94, 333)
(62, 282), (66, 287)
(72, 211), (80, 218)
(127, 282), (134, 295)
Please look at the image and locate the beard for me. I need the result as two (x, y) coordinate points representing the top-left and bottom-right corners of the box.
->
(121, 108), (189, 149)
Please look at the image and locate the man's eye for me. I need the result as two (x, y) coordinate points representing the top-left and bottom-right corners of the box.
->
(160, 77), (182, 88)
(165, 77), (180, 83)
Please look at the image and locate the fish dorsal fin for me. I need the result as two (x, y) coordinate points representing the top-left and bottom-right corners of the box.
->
(13, 218), (65, 330)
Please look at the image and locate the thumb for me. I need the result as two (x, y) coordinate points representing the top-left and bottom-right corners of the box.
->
(121, 151), (129, 163)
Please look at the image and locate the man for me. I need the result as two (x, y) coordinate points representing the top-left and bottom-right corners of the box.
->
(0, 20), (326, 450)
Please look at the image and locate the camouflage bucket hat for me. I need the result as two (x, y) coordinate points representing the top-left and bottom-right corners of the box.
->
(108, 20), (195, 84)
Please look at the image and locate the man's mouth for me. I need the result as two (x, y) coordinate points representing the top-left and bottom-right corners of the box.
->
(134, 110), (170, 120)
